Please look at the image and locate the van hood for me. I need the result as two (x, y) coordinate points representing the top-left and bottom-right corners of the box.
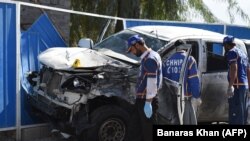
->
(38, 47), (132, 70)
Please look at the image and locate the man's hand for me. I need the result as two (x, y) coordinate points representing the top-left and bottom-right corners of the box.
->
(227, 86), (234, 98)
(191, 98), (202, 114)
(144, 101), (152, 118)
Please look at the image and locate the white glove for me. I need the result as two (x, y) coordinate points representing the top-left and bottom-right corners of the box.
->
(227, 86), (234, 98)
(191, 98), (202, 114)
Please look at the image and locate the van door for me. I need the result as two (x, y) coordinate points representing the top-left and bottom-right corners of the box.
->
(198, 41), (228, 122)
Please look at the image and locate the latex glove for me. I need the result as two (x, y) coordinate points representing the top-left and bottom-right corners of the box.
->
(144, 101), (152, 118)
(227, 86), (234, 98)
(191, 98), (202, 114)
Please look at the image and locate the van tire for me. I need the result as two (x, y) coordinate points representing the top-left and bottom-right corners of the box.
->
(81, 105), (141, 141)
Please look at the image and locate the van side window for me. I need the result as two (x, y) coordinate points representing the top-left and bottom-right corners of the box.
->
(206, 42), (227, 72)
(186, 41), (199, 65)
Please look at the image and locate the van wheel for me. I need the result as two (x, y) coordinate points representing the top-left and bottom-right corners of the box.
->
(82, 105), (136, 141)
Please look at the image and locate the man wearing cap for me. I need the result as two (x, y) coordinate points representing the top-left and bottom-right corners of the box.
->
(162, 39), (201, 125)
(223, 35), (249, 125)
(127, 34), (162, 141)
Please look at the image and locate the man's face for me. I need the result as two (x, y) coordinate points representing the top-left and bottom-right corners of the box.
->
(223, 43), (233, 52)
(129, 43), (143, 57)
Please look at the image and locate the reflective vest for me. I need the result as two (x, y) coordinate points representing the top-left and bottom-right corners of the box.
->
(162, 51), (200, 98)
(226, 47), (249, 89)
(136, 50), (162, 99)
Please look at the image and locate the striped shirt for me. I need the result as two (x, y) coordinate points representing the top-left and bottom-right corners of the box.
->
(136, 49), (162, 99)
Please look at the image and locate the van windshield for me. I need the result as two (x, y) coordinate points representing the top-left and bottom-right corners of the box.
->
(94, 29), (168, 60)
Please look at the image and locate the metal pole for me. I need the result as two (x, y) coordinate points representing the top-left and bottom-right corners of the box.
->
(224, 24), (227, 34)
(19, 1), (124, 20)
(15, 2), (21, 141)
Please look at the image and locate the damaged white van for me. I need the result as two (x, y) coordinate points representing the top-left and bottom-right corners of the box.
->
(27, 25), (248, 141)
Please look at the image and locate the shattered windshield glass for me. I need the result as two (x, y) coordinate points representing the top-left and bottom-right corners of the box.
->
(94, 29), (168, 61)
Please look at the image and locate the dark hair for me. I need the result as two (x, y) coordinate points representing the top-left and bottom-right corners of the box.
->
(137, 40), (144, 45)
(174, 39), (185, 47)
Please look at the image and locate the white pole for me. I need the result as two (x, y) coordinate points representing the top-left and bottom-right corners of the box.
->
(19, 1), (124, 20)
(15, 2), (21, 141)
(122, 20), (127, 29)
(224, 24), (227, 34)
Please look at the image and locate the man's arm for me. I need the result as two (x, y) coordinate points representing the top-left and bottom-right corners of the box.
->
(143, 58), (159, 118)
(188, 56), (202, 114)
(247, 65), (250, 89)
(187, 56), (200, 98)
(228, 62), (237, 88)
(144, 58), (158, 102)
(227, 50), (238, 88)
(247, 65), (250, 97)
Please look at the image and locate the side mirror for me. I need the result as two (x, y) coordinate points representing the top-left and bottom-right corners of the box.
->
(78, 38), (94, 49)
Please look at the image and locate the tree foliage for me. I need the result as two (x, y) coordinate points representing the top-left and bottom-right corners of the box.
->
(227, 0), (250, 24)
(70, 0), (249, 46)
(70, 0), (118, 46)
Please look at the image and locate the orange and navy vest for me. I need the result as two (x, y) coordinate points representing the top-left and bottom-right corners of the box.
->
(226, 47), (249, 89)
(136, 50), (162, 99)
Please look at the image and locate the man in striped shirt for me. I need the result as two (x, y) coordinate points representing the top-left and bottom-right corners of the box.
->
(127, 34), (162, 141)
(223, 35), (249, 125)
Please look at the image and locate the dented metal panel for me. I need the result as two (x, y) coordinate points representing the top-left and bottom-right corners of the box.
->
(38, 47), (131, 70)
(199, 72), (228, 122)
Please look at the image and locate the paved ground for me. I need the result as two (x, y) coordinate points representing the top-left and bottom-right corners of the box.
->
(32, 131), (77, 141)
(0, 130), (77, 141)
(1, 104), (249, 141)
(34, 106), (250, 141)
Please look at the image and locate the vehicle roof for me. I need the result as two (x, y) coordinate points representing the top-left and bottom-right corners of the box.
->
(128, 25), (247, 54)
(128, 25), (225, 41)
(242, 39), (250, 44)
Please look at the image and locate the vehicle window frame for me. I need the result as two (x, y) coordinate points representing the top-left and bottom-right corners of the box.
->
(205, 42), (227, 72)
(186, 40), (199, 67)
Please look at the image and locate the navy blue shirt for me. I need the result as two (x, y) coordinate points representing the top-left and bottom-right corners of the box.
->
(226, 47), (249, 89)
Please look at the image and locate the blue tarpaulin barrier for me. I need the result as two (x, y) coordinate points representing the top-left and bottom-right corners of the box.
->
(20, 13), (67, 125)
(21, 13), (67, 94)
(0, 2), (17, 128)
(0, 1), (67, 128)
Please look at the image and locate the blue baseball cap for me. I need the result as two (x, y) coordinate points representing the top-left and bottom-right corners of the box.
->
(127, 35), (144, 52)
(223, 35), (235, 45)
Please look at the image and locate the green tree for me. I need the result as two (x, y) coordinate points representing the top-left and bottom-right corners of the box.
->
(70, 0), (118, 46)
(227, 0), (250, 24)
(70, 0), (249, 46)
